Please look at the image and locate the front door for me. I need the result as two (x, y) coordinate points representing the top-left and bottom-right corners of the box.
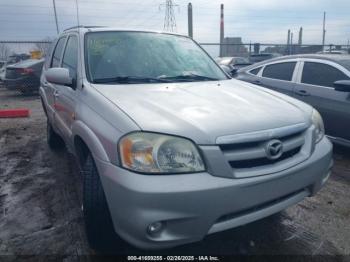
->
(294, 61), (350, 141)
(54, 35), (79, 143)
(259, 61), (298, 97)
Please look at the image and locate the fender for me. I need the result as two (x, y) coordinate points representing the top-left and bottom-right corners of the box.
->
(71, 120), (109, 162)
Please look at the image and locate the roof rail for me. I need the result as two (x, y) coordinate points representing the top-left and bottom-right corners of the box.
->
(63, 25), (106, 32)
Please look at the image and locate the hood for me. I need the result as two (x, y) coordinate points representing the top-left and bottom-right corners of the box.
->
(92, 79), (312, 144)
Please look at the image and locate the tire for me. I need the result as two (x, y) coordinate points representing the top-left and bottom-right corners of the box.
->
(47, 119), (64, 149)
(82, 153), (122, 251)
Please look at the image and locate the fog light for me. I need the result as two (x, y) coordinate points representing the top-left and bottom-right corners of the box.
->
(147, 221), (163, 235)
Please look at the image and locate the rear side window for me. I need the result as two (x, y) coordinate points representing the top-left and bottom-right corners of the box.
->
(51, 37), (66, 68)
(249, 67), (262, 75)
(301, 62), (350, 88)
(262, 62), (296, 81)
(62, 36), (78, 79)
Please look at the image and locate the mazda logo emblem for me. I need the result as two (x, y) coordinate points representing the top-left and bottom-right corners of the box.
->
(265, 139), (283, 160)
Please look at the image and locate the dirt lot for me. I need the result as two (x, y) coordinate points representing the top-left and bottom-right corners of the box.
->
(0, 88), (350, 259)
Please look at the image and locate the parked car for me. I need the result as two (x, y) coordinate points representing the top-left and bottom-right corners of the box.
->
(215, 56), (251, 74)
(41, 27), (332, 251)
(249, 53), (282, 63)
(7, 53), (31, 64)
(4, 58), (45, 94)
(317, 50), (349, 55)
(236, 54), (350, 147)
(0, 60), (6, 85)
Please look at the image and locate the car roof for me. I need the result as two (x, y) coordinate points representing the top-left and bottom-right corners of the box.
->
(241, 54), (350, 72)
(62, 26), (188, 38)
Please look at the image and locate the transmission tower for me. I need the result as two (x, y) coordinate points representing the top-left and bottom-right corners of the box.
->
(163, 0), (177, 32)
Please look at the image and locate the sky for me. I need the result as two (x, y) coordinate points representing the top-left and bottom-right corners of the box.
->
(0, 0), (349, 47)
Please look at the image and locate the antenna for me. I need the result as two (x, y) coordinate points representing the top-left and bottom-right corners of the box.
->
(75, 0), (84, 88)
(163, 0), (177, 32)
(75, 0), (81, 27)
(52, 0), (59, 34)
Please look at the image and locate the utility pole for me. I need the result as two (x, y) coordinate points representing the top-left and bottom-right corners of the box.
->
(163, 0), (177, 32)
(322, 11), (326, 50)
(219, 4), (224, 57)
(287, 29), (291, 54)
(188, 3), (193, 38)
(298, 27), (303, 45)
(52, 0), (59, 34)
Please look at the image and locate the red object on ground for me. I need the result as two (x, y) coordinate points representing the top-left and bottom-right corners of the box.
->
(0, 108), (30, 118)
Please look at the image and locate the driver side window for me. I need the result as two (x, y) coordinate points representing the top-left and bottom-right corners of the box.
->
(51, 37), (66, 68)
(301, 62), (350, 88)
(61, 35), (78, 80)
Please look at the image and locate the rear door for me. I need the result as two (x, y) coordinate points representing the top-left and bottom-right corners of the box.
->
(41, 36), (67, 122)
(294, 60), (350, 141)
(259, 61), (299, 97)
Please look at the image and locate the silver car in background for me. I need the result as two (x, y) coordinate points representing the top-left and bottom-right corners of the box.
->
(235, 54), (350, 147)
(40, 27), (332, 251)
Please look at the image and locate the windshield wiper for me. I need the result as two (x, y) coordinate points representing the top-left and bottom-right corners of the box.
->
(159, 73), (219, 82)
(93, 76), (171, 84)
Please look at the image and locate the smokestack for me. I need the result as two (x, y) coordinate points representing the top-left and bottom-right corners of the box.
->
(188, 3), (193, 38)
(219, 4), (224, 57)
(287, 29), (291, 46)
(298, 27), (303, 45)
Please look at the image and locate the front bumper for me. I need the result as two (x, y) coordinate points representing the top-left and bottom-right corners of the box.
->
(95, 137), (332, 250)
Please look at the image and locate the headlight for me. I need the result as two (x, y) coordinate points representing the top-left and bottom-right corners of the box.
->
(311, 109), (325, 143)
(119, 132), (205, 174)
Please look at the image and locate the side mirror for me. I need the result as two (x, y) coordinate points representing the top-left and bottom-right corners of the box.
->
(230, 68), (238, 76)
(334, 80), (350, 92)
(220, 65), (237, 77)
(45, 68), (72, 87)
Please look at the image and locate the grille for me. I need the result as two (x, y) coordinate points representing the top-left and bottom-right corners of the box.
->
(215, 189), (306, 224)
(218, 127), (308, 178)
(229, 146), (301, 169)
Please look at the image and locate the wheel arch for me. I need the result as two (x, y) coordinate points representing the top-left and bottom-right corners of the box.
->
(72, 120), (110, 166)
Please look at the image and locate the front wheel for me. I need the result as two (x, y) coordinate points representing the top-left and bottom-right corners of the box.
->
(82, 153), (124, 251)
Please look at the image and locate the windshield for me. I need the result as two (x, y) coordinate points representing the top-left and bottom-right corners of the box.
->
(85, 31), (228, 84)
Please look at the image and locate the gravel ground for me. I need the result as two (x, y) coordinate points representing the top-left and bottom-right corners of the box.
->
(0, 88), (349, 260)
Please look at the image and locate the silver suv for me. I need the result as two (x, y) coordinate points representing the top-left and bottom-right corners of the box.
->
(40, 27), (333, 250)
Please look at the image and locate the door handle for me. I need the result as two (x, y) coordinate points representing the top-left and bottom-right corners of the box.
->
(253, 80), (262, 85)
(295, 89), (310, 96)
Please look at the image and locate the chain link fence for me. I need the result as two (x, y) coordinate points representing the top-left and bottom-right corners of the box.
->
(200, 43), (350, 59)
(1, 40), (349, 64)
(0, 41), (52, 63)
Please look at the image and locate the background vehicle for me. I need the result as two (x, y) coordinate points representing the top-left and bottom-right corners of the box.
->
(40, 27), (332, 251)
(317, 50), (349, 55)
(236, 54), (350, 147)
(215, 56), (251, 74)
(4, 58), (44, 94)
(0, 60), (6, 86)
(249, 53), (282, 63)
